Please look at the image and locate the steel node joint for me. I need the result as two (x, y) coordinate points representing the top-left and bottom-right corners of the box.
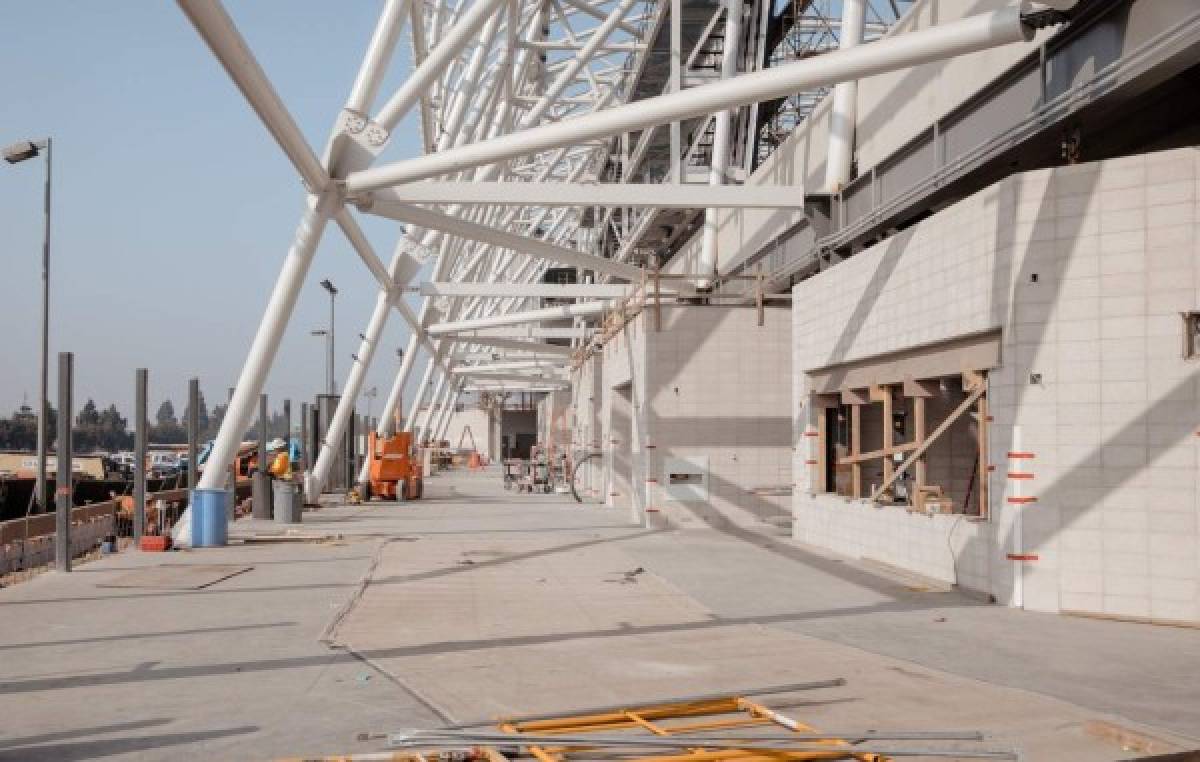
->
(339, 108), (389, 147)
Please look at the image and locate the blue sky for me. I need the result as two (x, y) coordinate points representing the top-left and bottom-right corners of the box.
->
(0, 2), (427, 423)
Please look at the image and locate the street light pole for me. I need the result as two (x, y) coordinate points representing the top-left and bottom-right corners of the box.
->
(319, 279), (338, 395)
(4, 137), (52, 515)
(310, 329), (330, 396)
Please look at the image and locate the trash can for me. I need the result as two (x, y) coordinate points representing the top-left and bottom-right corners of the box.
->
(273, 480), (301, 524)
(191, 488), (229, 547)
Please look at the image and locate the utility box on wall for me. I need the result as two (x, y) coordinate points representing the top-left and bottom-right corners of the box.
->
(663, 456), (708, 502)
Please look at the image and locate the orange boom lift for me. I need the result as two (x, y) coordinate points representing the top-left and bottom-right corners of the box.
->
(366, 431), (423, 501)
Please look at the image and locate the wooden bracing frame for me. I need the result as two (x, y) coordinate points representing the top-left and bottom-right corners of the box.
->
(821, 371), (989, 516)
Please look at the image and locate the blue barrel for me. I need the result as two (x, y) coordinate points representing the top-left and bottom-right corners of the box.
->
(191, 488), (229, 547)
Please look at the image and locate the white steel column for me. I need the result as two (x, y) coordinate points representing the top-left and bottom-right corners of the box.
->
(824, 0), (866, 193)
(305, 255), (401, 503)
(196, 192), (336, 495)
(698, 0), (744, 288)
(406, 356), (439, 434)
(418, 371), (451, 443)
(435, 381), (466, 443)
(669, 0), (682, 181)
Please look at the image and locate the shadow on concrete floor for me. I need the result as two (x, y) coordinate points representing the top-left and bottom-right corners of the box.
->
(0, 621), (297, 652)
(0, 725), (258, 761)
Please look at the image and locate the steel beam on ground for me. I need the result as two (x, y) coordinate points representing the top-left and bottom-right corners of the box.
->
(346, 8), (1032, 188)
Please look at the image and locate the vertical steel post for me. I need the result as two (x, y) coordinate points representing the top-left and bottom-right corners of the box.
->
(698, 0), (745, 288)
(187, 378), (199, 491)
(253, 393), (271, 519)
(134, 368), (147, 542)
(54, 351), (73, 572)
(259, 394), (268, 464)
(300, 401), (310, 473)
(35, 138), (52, 516)
(824, 0), (867, 193)
(327, 289), (336, 395)
(669, 0), (681, 182)
(283, 398), (291, 465)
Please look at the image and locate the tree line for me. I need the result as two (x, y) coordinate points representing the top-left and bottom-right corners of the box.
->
(0, 388), (293, 452)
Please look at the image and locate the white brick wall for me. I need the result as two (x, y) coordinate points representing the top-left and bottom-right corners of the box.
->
(646, 306), (793, 523)
(442, 408), (495, 459)
(573, 306), (792, 526)
(794, 148), (1200, 622)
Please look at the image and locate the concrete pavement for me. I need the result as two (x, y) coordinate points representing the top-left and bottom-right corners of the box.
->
(0, 467), (1197, 760)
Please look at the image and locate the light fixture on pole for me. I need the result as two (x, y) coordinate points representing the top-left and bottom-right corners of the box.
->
(318, 279), (337, 395)
(310, 329), (330, 397)
(4, 137), (52, 515)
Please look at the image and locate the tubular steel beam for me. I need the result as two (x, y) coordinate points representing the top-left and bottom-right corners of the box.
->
(428, 300), (609, 335)
(361, 182), (803, 208)
(420, 282), (633, 298)
(177, 0), (328, 192)
(362, 201), (645, 281)
(346, 8), (1033, 188)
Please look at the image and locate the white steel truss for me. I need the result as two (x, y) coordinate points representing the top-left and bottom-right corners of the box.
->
(173, 0), (1043, 535)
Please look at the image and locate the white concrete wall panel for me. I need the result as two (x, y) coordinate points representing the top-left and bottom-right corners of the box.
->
(793, 148), (1200, 622)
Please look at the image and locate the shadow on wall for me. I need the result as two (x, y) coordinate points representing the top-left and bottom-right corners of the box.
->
(817, 227), (914, 379)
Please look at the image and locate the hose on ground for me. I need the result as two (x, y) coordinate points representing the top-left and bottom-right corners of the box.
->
(570, 452), (602, 503)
